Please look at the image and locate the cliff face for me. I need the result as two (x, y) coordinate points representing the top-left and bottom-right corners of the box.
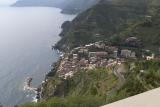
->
(55, 0), (160, 51)
(12, 0), (99, 14)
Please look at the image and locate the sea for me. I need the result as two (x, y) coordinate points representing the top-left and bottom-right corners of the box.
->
(0, 7), (75, 107)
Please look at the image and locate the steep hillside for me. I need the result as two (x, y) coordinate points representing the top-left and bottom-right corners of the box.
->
(19, 60), (160, 107)
(115, 7), (160, 51)
(55, 0), (160, 51)
(109, 0), (160, 6)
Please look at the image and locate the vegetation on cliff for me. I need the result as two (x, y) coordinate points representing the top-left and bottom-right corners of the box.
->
(20, 60), (160, 107)
(55, 0), (160, 52)
(107, 60), (160, 103)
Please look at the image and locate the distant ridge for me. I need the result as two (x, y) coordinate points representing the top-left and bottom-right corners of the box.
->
(11, 0), (65, 7)
(12, 0), (99, 14)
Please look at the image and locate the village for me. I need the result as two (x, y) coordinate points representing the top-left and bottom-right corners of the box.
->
(56, 37), (159, 79)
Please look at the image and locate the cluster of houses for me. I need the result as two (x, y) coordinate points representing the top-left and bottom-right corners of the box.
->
(55, 36), (160, 79)
(56, 37), (143, 79)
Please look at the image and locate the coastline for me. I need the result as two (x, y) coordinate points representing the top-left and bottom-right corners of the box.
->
(34, 18), (75, 102)
(0, 7), (77, 107)
(32, 51), (63, 101)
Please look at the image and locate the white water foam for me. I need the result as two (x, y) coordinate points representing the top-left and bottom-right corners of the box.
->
(23, 78), (38, 103)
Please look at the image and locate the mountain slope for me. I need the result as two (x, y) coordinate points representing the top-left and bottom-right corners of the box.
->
(109, 0), (160, 6)
(55, 0), (160, 51)
(116, 7), (160, 51)
(55, 1), (147, 51)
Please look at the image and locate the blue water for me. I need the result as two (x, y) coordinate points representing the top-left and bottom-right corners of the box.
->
(0, 7), (75, 107)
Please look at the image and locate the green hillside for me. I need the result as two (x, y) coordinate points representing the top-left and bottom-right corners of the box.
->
(19, 60), (160, 107)
(115, 6), (160, 51)
(55, 0), (160, 52)
(110, 0), (160, 6)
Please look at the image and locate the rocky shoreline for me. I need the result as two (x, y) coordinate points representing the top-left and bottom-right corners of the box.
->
(37, 50), (63, 101)
(31, 16), (73, 101)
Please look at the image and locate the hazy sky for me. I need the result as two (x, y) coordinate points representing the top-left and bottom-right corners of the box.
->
(0, 0), (17, 5)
